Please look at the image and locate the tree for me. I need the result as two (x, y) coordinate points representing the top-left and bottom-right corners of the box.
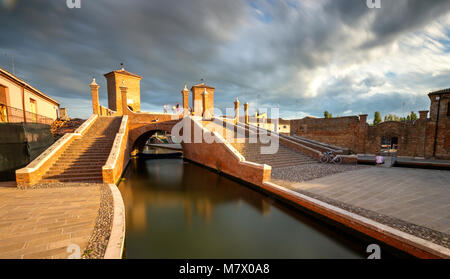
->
(383, 112), (417, 122)
(324, 111), (332, 118)
(384, 114), (400, 121)
(373, 111), (382, 125)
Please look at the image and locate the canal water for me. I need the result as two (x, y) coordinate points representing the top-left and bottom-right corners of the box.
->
(118, 156), (377, 259)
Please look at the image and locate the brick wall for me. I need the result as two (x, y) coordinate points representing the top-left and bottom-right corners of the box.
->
(289, 90), (450, 159)
(290, 116), (360, 151)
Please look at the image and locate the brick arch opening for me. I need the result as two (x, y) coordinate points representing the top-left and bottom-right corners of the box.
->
(128, 122), (179, 156)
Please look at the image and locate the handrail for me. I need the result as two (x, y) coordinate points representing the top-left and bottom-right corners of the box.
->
(0, 104), (55, 125)
(291, 135), (349, 152)
(74, 114), (98, 135)
(236, 121), (348, 154)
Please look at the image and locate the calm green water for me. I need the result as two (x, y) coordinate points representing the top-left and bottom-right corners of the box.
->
(118, 157), (371, 259)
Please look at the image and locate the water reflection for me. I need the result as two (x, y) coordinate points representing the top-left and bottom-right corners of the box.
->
(119, 157), (368, 259)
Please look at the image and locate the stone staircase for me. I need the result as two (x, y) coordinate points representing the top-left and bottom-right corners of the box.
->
(231, 141), (316, 168)
(40, 117), (122, 183)
(203, 119), (317, 168)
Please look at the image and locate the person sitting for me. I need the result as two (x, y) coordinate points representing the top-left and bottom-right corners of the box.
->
(375, 153), (385, 165)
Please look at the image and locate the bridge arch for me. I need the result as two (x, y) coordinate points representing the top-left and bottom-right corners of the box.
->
(128, 121), (179, 155)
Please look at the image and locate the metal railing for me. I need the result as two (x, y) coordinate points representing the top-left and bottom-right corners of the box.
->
(0, 104), (54, 125)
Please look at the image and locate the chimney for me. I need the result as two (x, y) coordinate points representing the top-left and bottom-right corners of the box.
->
(419, 110), (429, 120)
(359, 114), (368, 124)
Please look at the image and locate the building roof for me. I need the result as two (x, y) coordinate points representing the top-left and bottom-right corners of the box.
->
(0, 67), (60, 105)
(428, 88), (450, 96)
(104, 68), (143, 79)
(279, 118), (291, 125)
(191, 83), (215, 90)
(234, 116), (290, 125)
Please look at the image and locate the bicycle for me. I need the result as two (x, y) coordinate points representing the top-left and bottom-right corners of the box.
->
(320, 151), (342, 164)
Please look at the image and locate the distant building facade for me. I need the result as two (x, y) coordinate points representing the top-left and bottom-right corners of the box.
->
(0, 67), (60, 125)
(246, 115), (291, 135)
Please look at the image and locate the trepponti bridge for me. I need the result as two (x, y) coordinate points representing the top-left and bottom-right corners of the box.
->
(15, 68), (446, 259)
(17, 69), (350, 187)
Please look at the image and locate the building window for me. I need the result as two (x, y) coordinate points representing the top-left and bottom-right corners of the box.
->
(381, 136), (399, 151)
(30, 98), (37, 122)
(0, 104), (7, 122)
(0, 85), (8, 122)
(447, 102), (450, 117)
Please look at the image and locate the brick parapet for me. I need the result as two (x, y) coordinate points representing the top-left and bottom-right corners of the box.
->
(102, 116), (129, 184)
(182, 117), (271, 186)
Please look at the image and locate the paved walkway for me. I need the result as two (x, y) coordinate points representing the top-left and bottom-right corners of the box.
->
(273, 167), (450, 236)
(0, 184), (101, 259)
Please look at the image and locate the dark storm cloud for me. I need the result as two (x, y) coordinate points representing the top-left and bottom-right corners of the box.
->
(0, 0), (449, 118)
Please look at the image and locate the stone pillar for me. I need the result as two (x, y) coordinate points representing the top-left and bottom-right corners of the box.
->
(419, 110), (429, 120)
(359, 114), (368, 124)
(90, 78), (100, 115)
(417, 111), (429, 157)
(181, 84), (189, 114)
(60, 108), (69, 120)
(120, 81), (129, 116)
(358, 114), (368, 154)
(244, 102), (249, 125)
(234, 97), (240, 124)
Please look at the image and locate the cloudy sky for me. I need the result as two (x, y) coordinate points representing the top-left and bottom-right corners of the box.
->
(1, 0), (450, 120)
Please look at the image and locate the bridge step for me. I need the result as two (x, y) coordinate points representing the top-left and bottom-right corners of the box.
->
(45, 168), (103, 175)
(202, 120), (317, 169)
(48, 162), (106, 167)
(43, 171), (102, 178)
(38, 116), (122, 184)
(53, 155), (109, 159)
(40, 177), (103, 183)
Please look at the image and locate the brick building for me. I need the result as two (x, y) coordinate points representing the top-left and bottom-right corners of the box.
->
(104, 67), (142, 114)
(290, 89), (450, 159)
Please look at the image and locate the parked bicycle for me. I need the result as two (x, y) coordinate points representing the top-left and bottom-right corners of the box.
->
(320, 151), (342, 164)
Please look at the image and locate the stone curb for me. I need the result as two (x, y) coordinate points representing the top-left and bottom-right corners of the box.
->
(263, 181), (450, 259)
(104, 184), (125, 259)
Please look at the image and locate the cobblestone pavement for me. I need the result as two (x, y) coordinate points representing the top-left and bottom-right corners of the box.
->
(272, 166), (450, 237)
(0, 183), (102, 259)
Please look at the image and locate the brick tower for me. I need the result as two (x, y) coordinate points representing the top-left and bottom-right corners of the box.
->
(191, 82), (215, 118)
(104, 67), (142, 115)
